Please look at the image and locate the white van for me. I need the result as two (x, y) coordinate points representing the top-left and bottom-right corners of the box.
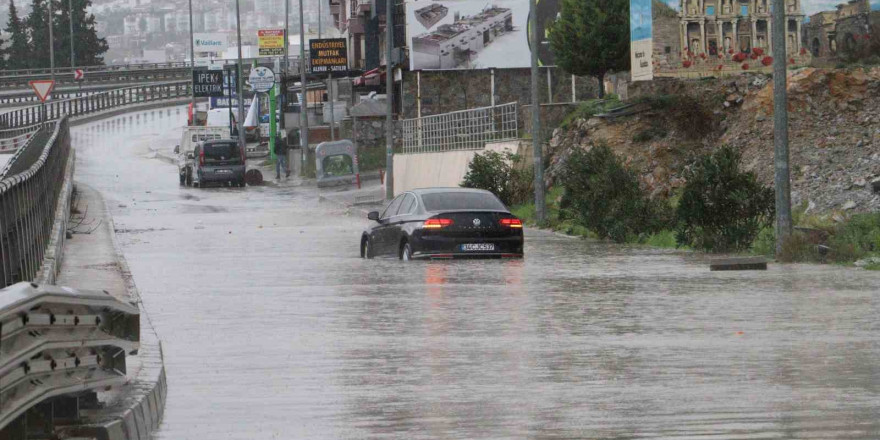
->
(206, 108), (259, 141)
(174, 126), (230, 185)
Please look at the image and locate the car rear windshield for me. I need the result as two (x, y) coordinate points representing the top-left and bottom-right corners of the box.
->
(421, 192), (507, 212)
(204, 143), (240, 162)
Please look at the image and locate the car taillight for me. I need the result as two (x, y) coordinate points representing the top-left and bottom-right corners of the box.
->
(423, 218), (453, 229)
(499, 218), (523, 228)
(199, 148), (205, 166)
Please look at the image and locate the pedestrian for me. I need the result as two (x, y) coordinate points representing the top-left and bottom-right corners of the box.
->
(275, 132), (290, 180)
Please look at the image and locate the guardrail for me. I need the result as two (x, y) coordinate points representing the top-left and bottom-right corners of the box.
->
(0, 119), (69, 286)
(0, 124), (42, 153)
(400, 102), (519, 154)
(0, 81), (190, 130)
(0, 56), (308, 90)
(0, 281), (140, 431)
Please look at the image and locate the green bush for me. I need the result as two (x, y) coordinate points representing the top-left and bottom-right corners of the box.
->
(827, 213), (880, 261)
(675, 146), (775, 252)
(558, 145), (670, 243)
(461, 150), (533, 207)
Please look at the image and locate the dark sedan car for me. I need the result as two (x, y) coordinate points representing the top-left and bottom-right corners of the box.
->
(360, 188), (524, 260)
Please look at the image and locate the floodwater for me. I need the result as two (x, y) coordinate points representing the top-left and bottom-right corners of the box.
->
(71, 107), (880, 439)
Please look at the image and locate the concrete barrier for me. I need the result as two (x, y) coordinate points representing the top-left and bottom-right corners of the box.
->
(33, 149), (75, 285)
(392, 140), (521, 196)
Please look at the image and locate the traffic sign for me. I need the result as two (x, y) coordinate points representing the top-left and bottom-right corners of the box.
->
(29, 80), (55, 102)
(248, 67), (275, 93)
(74, 69), (84, 80)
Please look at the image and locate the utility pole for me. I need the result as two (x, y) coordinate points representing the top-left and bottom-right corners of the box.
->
(48, 0), (55, 84)
(528, 0), (545, 223)
(283, 0), (289, 133)
(188, 0), (196, 123)
(69, 0), (74, 67)
(384, 0), (394, 199)
(772, 0), (791, 254)
(298, 0), (309, 156)
(235, 0), (246, 151)
(318, 0), (322, 38)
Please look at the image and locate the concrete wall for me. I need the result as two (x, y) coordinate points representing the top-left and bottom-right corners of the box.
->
(392, 140), (520, 196)
(400, 68), (599, 120)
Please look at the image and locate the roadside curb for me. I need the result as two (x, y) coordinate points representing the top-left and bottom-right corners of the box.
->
(61, 184), (167, 440)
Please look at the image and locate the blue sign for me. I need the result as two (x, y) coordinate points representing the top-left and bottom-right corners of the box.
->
(630, 0), (652, 42)
(210, 97), (254, 108)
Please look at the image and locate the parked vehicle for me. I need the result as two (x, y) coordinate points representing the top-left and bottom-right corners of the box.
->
(174, 126), (229, 186)
(191, 139), (247, 188)
(360, 188), (524, 260)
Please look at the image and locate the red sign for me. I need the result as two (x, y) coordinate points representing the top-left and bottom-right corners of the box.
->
(74, 69), (84, 80)
(29, 80), (55, 102)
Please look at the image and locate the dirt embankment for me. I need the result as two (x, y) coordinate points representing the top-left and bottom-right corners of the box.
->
(547, 68), (880, 214)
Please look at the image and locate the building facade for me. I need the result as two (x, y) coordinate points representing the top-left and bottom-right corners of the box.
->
(678, 0), (805, 56)
(803, 0), (875, 58)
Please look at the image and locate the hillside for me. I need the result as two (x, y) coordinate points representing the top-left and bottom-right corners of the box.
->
(546, 68), (880, 214)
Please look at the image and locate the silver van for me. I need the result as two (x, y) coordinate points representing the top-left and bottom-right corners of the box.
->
(191, 140), (247, 188)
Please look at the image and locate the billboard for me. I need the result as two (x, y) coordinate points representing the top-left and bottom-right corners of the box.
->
(194, 33), (228, 53)
(309, 38), (348, 73)
(406, 0), (560, 70)
(258, 29), (285, 56)
(631, 0), (879, 79)
(192, 70), (225, 97)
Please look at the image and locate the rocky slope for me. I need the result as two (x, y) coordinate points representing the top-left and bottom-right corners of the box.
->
(546, 67), (880, 214)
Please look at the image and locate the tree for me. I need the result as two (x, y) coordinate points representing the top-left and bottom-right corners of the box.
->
(547, 0), (630, 98)
(53, 0), (108, 67)
(4, 0), (31, 69)
(26, 0), (51, 69)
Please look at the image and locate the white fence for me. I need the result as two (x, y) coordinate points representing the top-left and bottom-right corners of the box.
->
(400, 102), (519, 154)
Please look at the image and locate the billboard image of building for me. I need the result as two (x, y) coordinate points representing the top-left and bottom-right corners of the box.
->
(632, 0), (878, 79)
(406, 0), (560, 70)
(415, 4), (449, 29)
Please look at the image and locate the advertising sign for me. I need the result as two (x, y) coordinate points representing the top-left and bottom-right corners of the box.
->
(406, 0), (560, 70)
(258, 29), (285, 56)
(249, 66), (276, 93)
(192, 70), (225, 97)
(630, 0), (653, 81)
(632, 0), (879, 77)
(210, 97), (254, 108)
(194, 33), (228, 53)
(308, 38), (348, 73)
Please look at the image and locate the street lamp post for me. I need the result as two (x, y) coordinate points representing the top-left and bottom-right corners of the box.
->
(384, 0), (393, 199)
(235, 0), (246, 151)
(528, 0), (545, 222)
(298, 0), (309, 155)
(188, 0), (196, 123)
(772, 0), (791, 254)
(69, 0), (75, 67)
(48, 0), (55, 84)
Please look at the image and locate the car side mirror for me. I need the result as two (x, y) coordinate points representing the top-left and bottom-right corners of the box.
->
(173, 145), (180, 154)
(367, 211), (380, 221)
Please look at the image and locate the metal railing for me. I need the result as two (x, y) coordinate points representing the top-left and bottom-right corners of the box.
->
(0, 119), (69, 286)
(400, 102), (519, 154)
(0, 81), (190, 130)
(0, 282), (140, 431)
(0, 55), (309, 90)
(0, 124), (42, 153)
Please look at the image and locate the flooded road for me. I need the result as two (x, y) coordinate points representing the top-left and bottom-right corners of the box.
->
(72, 107), (880, 439)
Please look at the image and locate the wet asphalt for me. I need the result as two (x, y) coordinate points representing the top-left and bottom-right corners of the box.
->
(71, 106), (880, 439)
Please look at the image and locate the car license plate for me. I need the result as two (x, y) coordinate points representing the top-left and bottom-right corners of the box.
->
(216, 169), (232, 174)
(461, 243), (494, 251)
